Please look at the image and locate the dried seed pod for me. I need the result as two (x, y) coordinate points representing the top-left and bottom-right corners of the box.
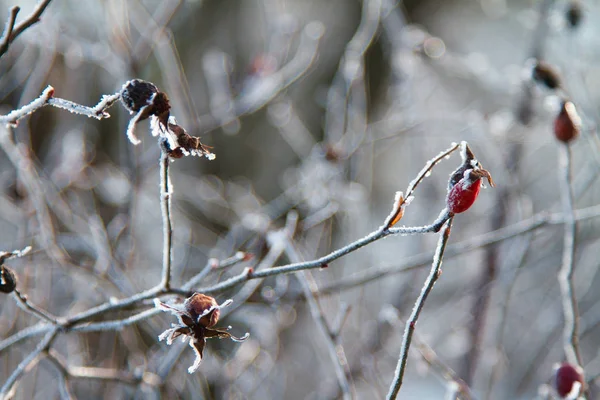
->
(532, 61), (561, 90)
(120, 79), (159, 114)
(565, 1), (583, 29)
(554, 101), (581, 143)
(184, 293), (220, 328)
(0, 266), (17, 293)
(554, 363), (584, 398)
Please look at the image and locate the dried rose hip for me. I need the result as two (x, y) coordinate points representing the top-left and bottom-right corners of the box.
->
(185, 293), (221, 328)
(120, 79), (159, 114)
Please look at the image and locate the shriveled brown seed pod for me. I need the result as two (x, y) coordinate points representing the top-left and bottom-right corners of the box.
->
(120, 79), (159, 114)
(184, 293), (220, 328)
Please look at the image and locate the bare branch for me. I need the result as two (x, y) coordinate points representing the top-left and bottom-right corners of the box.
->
(386, 218), (454, 399)
(557, 143), (583, 367)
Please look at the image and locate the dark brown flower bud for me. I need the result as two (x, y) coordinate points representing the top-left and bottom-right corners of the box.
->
(554, 101), (581, 143)
(184, 293), (220, 328)
(0, 266), (17, 293)
(120, 79), (159, 114)
(554, 363), (584, 398)
(533, 61), (561, 90)
(565, 1), (583, 29)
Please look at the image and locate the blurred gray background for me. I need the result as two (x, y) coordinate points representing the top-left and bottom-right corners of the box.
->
(1, 0), (600, 399)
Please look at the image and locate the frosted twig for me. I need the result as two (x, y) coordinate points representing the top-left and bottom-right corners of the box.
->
(318, 203), (600, 295)
(557, 143), (583, 367)
(159, 148), (174, 289)
(0, 86), (120, 126)
(195, 216), (451, 295)
(386, 218), (454, 400)
(46, 349), (151, 386)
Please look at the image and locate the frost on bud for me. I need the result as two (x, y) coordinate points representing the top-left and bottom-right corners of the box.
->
(532, 60), (561, 90)
(446, 142), (494, 215)
(554, 363), (584, 399)
(155, 293), (248, 373)
(554, 101), (581, 143)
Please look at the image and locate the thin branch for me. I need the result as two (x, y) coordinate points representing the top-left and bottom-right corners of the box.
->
(0, 0), (53, 59)
(414, 338), (474, 400)
(196, 214), (452, 295)
(0, 6), (19, 57)
(12, 289), (59, 325)
(0, 323), (52, 354)
(0, 86), (120, 126)
(284, 239), (353, 400)
(318, 204), (600, 295)
(557, 143), (583, 367)
(386, 218), (454, 400)
(0, 328), (57, 398)
(46, 349), (156, 386)
(159, 148), (174, 289)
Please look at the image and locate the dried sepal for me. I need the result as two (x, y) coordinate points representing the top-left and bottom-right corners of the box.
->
(159, 119), (216, 160)
(384, 192), (414, 229)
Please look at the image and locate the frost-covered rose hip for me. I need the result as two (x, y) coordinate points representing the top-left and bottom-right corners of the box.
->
(446, 143), (494, 215)
(446, 169), (494, 214)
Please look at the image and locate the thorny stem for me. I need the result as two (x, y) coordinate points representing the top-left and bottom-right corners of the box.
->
(159, 148), (173, 290)
(557, 143), (583, 367)
(284, 240), (353, 400)
(386, 218), (454, 400)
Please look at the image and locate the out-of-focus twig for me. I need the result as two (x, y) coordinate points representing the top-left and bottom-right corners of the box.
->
(0, 328), (57, 398)
(283, 212), (353, 400)
(0, 0), (53, 59)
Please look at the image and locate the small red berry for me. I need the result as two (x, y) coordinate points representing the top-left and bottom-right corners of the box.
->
(554, 101), (581, 143)
(446, 169), (494, 214)
(554, 362), (584, 398)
